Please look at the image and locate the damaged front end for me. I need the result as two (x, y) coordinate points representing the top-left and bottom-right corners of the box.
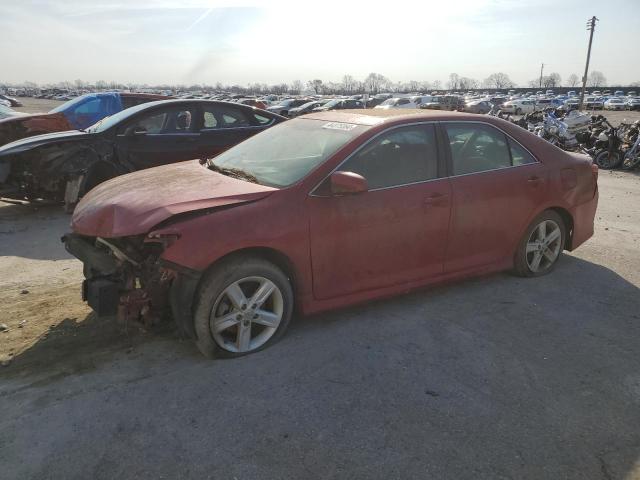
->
(63, 233), (200, 337)
(0, 133), (114, 205)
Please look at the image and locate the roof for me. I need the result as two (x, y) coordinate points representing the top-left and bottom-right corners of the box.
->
(120, 92), (173, 100)
(303, 108), (474, 126)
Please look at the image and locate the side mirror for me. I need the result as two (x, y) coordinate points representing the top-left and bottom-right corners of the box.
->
(330, 171), (368, 196)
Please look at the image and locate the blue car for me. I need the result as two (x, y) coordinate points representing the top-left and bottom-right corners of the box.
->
(0, 92), (171, 147)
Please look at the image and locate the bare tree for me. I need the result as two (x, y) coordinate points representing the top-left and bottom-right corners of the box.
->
(289, 80), (303, 94)
(483, 72), (515, 89)
(447, 73), (460, 91)
(363, 73), (389, 94)
(458, 77), (478, 90)
(542, 72), (561, 88)
(407, 80), (420, 92)
(588, 71), (607, 88)
(341, 75), (356, 94)
(566, 74), (579, 87)
(432, 80), (442, 91)
(307, 79), (324, 94)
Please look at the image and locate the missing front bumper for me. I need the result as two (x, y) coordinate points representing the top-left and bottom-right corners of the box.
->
(82, 277), (120, 317)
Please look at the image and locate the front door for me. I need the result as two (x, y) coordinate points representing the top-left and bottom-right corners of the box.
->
(307, 124), (452, 300)
(115, 105), (201, 170)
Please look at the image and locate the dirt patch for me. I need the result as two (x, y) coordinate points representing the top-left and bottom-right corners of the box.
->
(14, 97), (64, 114)
(0, 281), (178, 376)
(0, 283), (90, 359)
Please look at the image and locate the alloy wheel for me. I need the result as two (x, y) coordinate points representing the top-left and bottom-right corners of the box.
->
(209, 276), (284, 353)
(526, 220), (562, 273)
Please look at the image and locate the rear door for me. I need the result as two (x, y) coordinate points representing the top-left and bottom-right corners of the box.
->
(197, 103), (272, 159)
(114, 104), (201, 170)
(442, 122), (547, 272)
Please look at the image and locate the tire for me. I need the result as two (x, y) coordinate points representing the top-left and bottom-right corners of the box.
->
(193, 256), (294, 358)
(82, 161), (118, 195)
(513, 210), (566, 278)
(594, 149), (622, 169)
(515, 108), (522, 115)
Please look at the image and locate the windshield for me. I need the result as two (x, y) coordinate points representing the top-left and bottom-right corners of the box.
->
(208, 118), (367, 187)
(83, 100), (164, 133)
(322, 100), (340, 108)
(380, 99), (397, 106)
(298, 101), (318, 109)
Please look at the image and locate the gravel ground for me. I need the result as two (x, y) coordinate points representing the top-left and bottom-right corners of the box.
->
(0, 165), (639, 479)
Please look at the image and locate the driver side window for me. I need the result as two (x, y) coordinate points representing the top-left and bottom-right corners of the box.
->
(129, 112), (168, 134)
(118, 108), (194, 135)
(338, 125), (438, 190)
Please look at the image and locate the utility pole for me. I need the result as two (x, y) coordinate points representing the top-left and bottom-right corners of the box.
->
(539, 63), (544, 89)
(579, 16), (598, 110)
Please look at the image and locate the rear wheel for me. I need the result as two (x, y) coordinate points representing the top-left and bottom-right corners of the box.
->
(193, 256), (294, 358)
(513, 211), (566, 277)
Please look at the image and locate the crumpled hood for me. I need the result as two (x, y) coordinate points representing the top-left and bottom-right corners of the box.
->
(72, 160), (277, 238)
(0, 129), (89, 157)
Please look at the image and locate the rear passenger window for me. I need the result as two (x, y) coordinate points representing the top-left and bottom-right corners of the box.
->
(444, 124), (511, 175)
(253, 113), (272, 125)
(509, 140), (536, 166)
(338, 125), (438, 189)
(201, 106), (251, 129)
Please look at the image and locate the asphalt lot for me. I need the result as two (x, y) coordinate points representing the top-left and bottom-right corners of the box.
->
(1, 101), (640, 479)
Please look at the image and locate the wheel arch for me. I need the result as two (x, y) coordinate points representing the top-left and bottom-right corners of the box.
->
(200, 246), (300, 303)
(170, 246), (301, 341)
(548, 206), (574, 250)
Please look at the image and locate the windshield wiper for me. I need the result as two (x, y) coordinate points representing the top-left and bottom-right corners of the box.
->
(206, 160), (259, 184)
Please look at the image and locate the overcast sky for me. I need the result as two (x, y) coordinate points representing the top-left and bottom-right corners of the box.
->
(2, 0), (639, 87)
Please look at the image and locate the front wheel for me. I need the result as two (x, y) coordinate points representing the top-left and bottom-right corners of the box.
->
(594, 149), (622, 169)
(193, 256), (294, 358)
(515, 108), (522, 115)
(513, 211), (566, 277)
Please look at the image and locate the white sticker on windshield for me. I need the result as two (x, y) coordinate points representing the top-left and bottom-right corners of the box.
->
(322, 122), (358, 131)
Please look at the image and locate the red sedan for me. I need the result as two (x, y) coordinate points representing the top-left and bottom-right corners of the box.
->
(64, 109), (599, 358)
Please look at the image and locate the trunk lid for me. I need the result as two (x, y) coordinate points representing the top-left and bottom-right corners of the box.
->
(72, 160), (277, 237)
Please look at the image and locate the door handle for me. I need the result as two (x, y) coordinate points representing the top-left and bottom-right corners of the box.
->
(527, 176), (543, 186)
(424, 193), (449, 207)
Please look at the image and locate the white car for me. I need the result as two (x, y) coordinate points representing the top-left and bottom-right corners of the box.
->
(0, 104), (26, 119)
(374, 97), (422, 109)
(500, 99), (536, 115)
(604, 98), (627, 111)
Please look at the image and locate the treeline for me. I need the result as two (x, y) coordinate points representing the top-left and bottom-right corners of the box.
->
(5, 71), (640, 95)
